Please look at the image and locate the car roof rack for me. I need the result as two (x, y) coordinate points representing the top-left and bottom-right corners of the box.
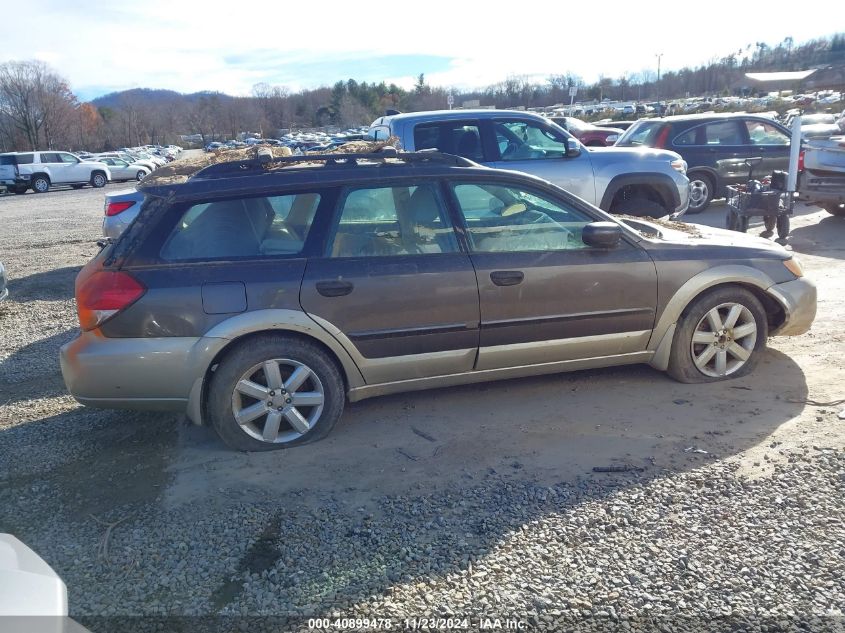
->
(191, 148), (477, 180)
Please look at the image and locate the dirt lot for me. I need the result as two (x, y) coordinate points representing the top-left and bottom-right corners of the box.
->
(1, 171), (844, 631)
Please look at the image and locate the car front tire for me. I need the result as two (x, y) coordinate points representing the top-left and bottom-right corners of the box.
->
(667, 286), (767, 383)
(208, 334), (345, 451)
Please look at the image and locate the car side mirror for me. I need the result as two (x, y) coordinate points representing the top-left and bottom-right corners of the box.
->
(566, 138), (582, 157)
(582, 222), (622, 248)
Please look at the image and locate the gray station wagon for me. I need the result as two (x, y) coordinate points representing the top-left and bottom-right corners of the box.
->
(60, 149), (816, 451)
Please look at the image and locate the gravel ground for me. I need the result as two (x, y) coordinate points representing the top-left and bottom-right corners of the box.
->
(1, 168), (844, 633)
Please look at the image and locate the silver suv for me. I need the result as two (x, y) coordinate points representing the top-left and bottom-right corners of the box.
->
(369, 109), (690, 218)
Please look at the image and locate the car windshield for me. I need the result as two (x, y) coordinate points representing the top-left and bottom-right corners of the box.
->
(615, 121), (664, 146)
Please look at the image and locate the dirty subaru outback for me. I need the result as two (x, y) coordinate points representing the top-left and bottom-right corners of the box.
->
(60, 149), (816, 451)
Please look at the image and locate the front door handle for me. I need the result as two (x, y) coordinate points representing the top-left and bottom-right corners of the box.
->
(490, 270), (524, 287)
(316, 280), (354, 297)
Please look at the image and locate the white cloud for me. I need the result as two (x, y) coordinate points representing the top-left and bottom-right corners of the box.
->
(1, 0), (834, 97)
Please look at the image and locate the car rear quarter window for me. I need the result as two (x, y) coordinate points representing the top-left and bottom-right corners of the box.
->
(328, 183), (458, 257)
(160, 193), (321, 261)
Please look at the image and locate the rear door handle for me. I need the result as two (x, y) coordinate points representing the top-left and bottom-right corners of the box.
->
(490, 270), (524, 286)
(316, 280), (354, 297)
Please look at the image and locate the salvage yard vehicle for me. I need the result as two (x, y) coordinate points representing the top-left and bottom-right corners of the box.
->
(94, 157), (150, 182)
(0, 261), (7, 302)
(60, 149), (816, 451)
(0, 151), (111, 194)
(368, 109), (690, 218)
(616, 113), (793, 213)
(796, 135), (845, 216)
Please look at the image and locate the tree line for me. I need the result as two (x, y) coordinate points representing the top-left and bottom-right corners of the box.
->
(0, 33), (842, 152)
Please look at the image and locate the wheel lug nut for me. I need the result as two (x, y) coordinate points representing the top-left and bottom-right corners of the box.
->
(277, 406), (284, 411)
(269, 390), (275, 396)
(285, 398), (292, 404)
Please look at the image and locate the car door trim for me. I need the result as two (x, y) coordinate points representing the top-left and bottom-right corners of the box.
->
(348, 350), (653, 403)
(476, 330), (651, 371)
(482, 307), (654, 330)
(348, 322), (475, 341)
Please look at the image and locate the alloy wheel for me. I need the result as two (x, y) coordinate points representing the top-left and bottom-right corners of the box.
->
(690, 302), (757, 377)
(231, 358), (325, 444)
(688, 179), (709, 210)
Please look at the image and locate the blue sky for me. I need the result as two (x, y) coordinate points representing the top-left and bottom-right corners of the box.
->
(3, 0), (840, 100)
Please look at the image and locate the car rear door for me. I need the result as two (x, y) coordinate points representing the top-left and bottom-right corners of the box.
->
(38, 152), (67, 183)
(447, 178), (657, 371)
(299, 181), (480, 385)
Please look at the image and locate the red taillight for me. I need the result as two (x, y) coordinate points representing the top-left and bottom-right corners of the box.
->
(76, 271), (145, 331)
(105, 200), (135, 217)
(653, 126), (670, 149)
(797, 149), (805, 173)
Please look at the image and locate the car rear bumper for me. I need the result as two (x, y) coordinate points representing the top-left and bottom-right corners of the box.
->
(767, 277), (817, 336)
(60, 331), (203, 411)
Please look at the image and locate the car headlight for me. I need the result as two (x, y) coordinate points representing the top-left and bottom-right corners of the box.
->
(783, 257), (804, 278)
(670, 159), (687, 175)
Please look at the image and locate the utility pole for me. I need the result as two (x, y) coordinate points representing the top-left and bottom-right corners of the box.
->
(656, 53), (663, 113)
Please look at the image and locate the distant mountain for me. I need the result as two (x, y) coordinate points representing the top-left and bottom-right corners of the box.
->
(90, 88), (233, 108)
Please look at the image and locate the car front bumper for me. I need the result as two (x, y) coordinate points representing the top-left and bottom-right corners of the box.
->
(767, 277), (817, 336)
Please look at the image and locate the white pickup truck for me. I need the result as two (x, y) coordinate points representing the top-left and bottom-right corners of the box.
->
(797, 136), (845, 217)
(0, 151), (111, 194)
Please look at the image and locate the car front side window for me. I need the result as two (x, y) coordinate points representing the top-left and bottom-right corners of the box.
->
(745, 121), (790, 145)
(494, 120), (569, 161)
(451, 182), (594, 252)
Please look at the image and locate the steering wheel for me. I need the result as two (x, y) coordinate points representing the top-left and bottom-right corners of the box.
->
(501, 141), (520, 160)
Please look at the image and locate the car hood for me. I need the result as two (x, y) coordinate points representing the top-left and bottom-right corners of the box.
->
(587, 145), (683, 163)
(623, 218), (790, 257)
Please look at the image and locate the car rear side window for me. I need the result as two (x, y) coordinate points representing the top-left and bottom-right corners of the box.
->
(160, 192), (320, 261)
(413, 122), (484, 162)
(328, 183), (458, 257)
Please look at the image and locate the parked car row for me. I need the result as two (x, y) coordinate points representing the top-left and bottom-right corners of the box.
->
(205, 128), (370, 153)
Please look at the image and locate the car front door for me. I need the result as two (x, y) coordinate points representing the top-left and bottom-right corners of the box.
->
(487, 117), (597, 204)
(743, 118), (791, 177)
(447, 179), (657, 371)
(299, 181), (480, 385)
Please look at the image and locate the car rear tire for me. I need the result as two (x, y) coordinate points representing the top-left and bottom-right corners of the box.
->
(823, 202), (845, 217)
(611, 196), (667, 218)
(135, 170), (147, 181)
(208, 334), (345, 451)
(13, 186), (28, 195)
(90, 172), (107, 188)
(32, 175), (50, 193)
(686, 173), (715, 214)
(667, 286), (767, 383)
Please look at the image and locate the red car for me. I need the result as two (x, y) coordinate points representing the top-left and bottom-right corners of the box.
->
(550, 116), (624, 147)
